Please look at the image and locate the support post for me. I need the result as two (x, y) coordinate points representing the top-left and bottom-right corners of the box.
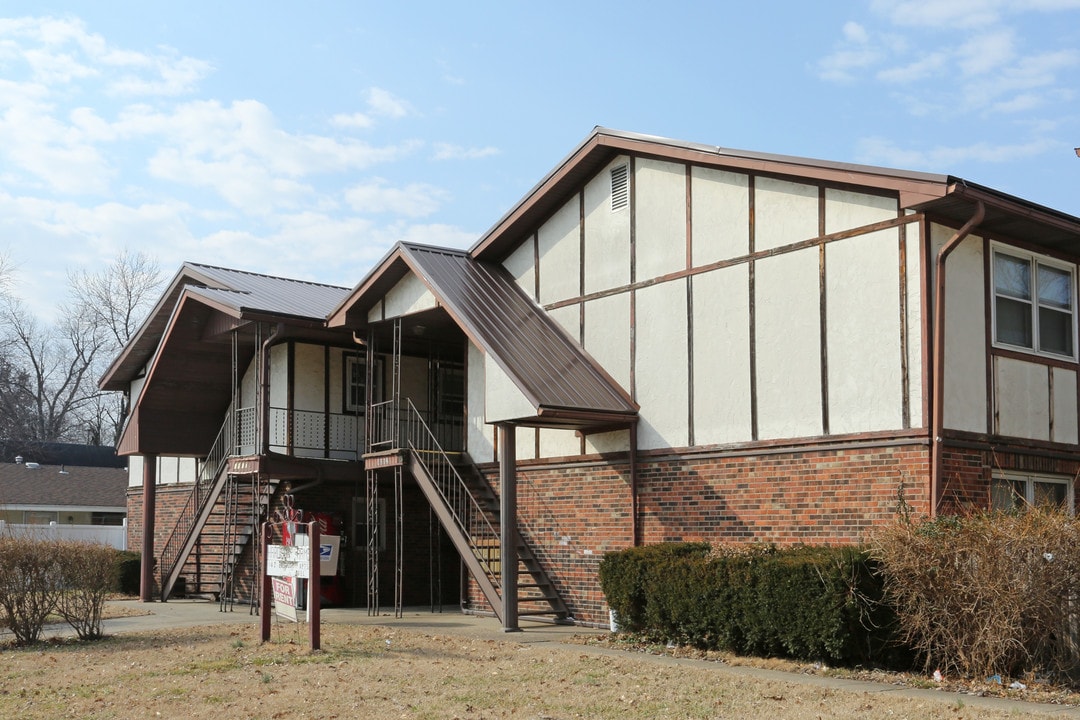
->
(308, 520), (321, 651)
(260, 522), (271, 642)
(499, 424), (520, 632)
(140, 454), (157, 602)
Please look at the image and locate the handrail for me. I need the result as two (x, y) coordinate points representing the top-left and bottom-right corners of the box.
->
(403, 399), (502, 588)
(158, 408), (234, 598)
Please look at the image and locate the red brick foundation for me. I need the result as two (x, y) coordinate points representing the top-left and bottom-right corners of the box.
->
(474, 440), (931, 626)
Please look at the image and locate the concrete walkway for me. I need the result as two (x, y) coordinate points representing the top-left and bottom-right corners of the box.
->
(59, 599), (1077, 717)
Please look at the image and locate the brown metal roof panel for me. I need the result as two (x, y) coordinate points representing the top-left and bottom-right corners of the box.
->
(102, 263), (351, 391)
(185, 264), (351, 319)
(402, 245), (636, 416)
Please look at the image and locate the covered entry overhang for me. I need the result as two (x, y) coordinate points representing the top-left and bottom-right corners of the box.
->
(111, 287), (354, 458)
(328, 242), (639, 431)
(330, 243), (637, 630)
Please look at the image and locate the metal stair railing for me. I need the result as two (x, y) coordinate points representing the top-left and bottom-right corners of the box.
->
(402, 399), (505, 615)
(158, 410), (235, 601)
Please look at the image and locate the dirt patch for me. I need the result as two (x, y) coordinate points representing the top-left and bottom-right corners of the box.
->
(0, 623), (1074, 719)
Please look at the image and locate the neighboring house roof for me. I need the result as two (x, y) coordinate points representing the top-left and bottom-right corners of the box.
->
(0, 463), (127, 510)
(100, 262), (350, 392)
(0, 441), (125, 469)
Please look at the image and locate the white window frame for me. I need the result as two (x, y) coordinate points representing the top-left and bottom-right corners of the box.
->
(990, 243), (1077, 361)
(344, 353), (366, 414)
(991, 471), (1074, 514)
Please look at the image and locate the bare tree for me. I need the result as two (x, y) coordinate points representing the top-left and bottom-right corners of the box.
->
(69, 250), (164, 445)
(68, 249), (162, 348)
(0, 250), (163, 446)
(0, 295), (107, 443)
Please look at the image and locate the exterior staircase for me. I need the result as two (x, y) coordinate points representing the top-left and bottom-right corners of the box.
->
(402, 400), (570, 624)
(158, 412), (280, 601)
(161, 470), (279, 602)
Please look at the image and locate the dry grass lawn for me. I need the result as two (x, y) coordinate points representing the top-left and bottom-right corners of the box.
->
(0, 621), (1074, 719)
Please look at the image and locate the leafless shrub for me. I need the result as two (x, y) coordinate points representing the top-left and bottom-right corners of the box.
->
(0, 536), (63, 644)
(873, 507), (1080, 681)
(55, 542), (120, 640)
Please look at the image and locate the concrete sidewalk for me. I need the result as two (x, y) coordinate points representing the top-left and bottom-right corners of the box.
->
(74, 599), (1079, 717)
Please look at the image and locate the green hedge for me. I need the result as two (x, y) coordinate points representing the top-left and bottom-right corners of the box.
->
(599, 543), (902, 666)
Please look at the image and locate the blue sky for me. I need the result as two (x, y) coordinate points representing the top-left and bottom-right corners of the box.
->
(1, 0), (1079, 319)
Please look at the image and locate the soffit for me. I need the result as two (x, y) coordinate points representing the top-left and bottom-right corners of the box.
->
(913, 179), (1080, 254)
(100, 263), (350, 392)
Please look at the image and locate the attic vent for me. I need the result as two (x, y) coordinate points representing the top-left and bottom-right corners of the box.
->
(610, 164), (629, 211)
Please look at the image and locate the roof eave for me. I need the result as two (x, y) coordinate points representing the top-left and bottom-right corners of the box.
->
(470, 127), (950, 261)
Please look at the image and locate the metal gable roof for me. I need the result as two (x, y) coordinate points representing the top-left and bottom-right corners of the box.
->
(399, 244), (637, 422)
(183, 264), (351, 319)
(101, 263), (350, 391)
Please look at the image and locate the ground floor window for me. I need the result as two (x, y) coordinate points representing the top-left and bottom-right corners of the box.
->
(991, 471), (1074, 513)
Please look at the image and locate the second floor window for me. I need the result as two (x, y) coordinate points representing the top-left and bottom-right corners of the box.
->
(993, 247), (1075, 359)
(344, 354), (366, 413)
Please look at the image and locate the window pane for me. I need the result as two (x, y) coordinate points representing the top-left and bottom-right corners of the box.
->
(990, 478), (1019, 511)
(995, 253), (1031, 299)
(1038, 264), (1072, 310)
(1039, 307), (1073, 356)
(345, 355), (365, 412)
(996, 296), (1032, 347)
(1033, 481), (1067, 509)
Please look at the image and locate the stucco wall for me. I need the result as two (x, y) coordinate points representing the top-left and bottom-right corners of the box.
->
(498, 158), (923, 454)
(826, 228), (903, 434)
(692, 264), (752, 445)
(755, 246), (822, 440)
(938, 228), (987, 434)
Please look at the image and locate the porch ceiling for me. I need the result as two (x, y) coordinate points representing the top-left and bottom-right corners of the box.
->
(118, 298), (244, 456)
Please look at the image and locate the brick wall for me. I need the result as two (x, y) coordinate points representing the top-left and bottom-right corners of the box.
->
(472, 441), (931, 626)
(131, 440), (946, 626)
(938, 442), (1080, 514)
(126, 483), (200, 597)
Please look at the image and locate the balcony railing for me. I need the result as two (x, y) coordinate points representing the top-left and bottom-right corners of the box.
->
(369, 399), (463, 454)
(229, 402), (461, 460)
(268, 407), (363, 460)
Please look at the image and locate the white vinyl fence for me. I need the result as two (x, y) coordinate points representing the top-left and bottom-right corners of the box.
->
(0, 519), (128, 550)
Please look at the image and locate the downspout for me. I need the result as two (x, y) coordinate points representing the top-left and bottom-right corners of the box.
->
(260, 323), (283, 455)
(930, 200), (985, 517)
(629, 420), (639, 546)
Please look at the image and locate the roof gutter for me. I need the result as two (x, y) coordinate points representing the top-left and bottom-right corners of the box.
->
(930, 200), (985, 517)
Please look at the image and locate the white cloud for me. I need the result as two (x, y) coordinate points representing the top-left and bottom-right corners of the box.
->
(855, 134), (1055, 168)
(0, 103), (114, 194)
(876, 52), (948, 83)
(956, 30), (1015, 76)
(0, 16), (210, 95)
(870, 0), (1005, 28)
(344, 178), (447, 217)
(108, 54), (213, 97)
(367, 87), (410, 118)
(331, 112), (374, 129)
(432, 143), (499, 161)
